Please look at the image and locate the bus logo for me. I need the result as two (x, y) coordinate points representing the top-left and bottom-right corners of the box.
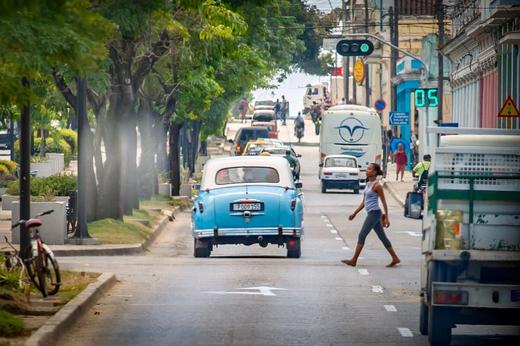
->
(336, 117), (368, 143)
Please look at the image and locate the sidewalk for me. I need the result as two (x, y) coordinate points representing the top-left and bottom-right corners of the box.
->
(382, 162), (416, 207)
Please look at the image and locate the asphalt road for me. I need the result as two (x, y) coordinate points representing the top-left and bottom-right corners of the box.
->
(57, 143), (520, 345)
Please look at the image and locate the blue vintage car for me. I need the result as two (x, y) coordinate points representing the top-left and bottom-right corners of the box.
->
(192, 156), (304, 258)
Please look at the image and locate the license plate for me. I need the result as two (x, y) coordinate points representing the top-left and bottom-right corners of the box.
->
(335, 173), (347, 178)
(231, 202), (263, 211)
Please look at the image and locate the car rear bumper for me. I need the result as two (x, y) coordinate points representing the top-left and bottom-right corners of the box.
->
(193, 227), (303, 239)
(322, 179), (359, 189)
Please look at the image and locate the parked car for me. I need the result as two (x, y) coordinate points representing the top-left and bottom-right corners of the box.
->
(252, 120), (278, 138)
(231, 127), (270, 155)
(319, 154), (360, 194)
(260, 146), (301, 180)
(192, 156), (304, 258)
(242, 138), (284, 156)
(252, 110), (276, 123)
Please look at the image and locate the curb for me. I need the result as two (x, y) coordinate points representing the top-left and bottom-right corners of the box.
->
(52, 206), (181, 256)
(382, 179), (405, 207)
(25, 272), (117, 346)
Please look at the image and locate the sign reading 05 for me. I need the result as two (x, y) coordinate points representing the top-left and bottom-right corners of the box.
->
(414, 88), (438, 108)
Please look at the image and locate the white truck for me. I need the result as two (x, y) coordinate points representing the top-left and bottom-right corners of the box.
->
(419, 127), (520, 345)
(319, 105), (383, 185)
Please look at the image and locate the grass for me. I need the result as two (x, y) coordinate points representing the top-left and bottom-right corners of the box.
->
(0, 310), (23, 337)
(58, 270), (98, 304)
(87, 194), (191, 245)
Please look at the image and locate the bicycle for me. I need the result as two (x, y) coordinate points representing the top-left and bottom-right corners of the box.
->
(1, 235), (31, 294)
(11, 210), (61, 297)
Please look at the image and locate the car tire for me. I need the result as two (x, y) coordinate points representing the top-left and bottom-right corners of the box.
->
(287, 238), (301, 258)
(193, 239), (211, 258)
(321, 182), (326, 193)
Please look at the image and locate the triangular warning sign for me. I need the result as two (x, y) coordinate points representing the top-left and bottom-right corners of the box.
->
(498, 96), (520, 117)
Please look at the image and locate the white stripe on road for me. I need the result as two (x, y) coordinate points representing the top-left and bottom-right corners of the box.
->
(372, 285), (384, 293)
(342, 246), (350, 250)
(326, 223), (333, 228)
(335, 237), (342, 241)
(398, 231), (422, 237)
(358, 269), (369, 275)
(330, 229), (337, 234)
(398, 328), (413, 337)
(384, 305), (397, 312)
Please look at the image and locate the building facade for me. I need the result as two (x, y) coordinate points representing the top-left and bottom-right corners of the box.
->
(443, 0), (520, 128)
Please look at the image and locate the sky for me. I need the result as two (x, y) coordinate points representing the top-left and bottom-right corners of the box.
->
(252, 1), (341, 117)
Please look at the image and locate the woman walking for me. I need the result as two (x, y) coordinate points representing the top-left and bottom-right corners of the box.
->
(341, 163), (401, 267)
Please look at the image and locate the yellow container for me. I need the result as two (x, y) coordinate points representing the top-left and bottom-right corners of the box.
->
(435, 210), (463, 250)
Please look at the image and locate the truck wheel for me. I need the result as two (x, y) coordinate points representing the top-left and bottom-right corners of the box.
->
(193, 239), (211, 258)
(321, 182), (326, 193)
(287, 238), (301, 258)
(428, 306), (452, 345)
(419, 300), (428, 335)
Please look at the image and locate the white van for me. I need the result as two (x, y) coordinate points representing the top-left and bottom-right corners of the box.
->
(319, 105), (383, 184)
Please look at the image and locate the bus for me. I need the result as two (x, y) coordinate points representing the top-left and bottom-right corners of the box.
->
(319, 105), (383, 185)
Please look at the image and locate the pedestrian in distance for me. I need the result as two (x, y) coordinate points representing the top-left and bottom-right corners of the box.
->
(294, 112), (305, 143)
(274, 99), (281, 120)
(412, 154), (431, 190)
(393, 143), (407, 182)
(281, 95), (288, 125)
(341, 163), (401, 268)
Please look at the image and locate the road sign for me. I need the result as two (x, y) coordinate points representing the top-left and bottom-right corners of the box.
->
(414, 88), (438, 107)
(353, 59), (365, 82)
(389, 111), (409, 126)
(498, 96), (520, 117)
(374, 99), (386, 111)
(336, 39), (374, 56)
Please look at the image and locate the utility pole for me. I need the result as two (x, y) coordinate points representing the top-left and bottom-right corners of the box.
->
(390, 4), (398, 113)
(364, 0), (370, 107)
(19, 78), (31, 258)
(437, 0), (444, 123)
(343, 0), (349, 103)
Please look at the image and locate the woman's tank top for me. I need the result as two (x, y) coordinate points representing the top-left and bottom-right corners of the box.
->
(364, 182), (380, 212)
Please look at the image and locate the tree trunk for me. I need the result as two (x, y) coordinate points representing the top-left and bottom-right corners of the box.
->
(137, 100), (157, 199)
(121, 106), (139, 215)
(169, 122), (182, 196)
(84, 124), (98, 222)
(189, 120), (201, 176)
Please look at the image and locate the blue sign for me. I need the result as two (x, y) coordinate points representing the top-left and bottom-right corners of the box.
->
(336, 117), (368, 143)
(374, 99), (386, 111)
(389, 111), (409, 126)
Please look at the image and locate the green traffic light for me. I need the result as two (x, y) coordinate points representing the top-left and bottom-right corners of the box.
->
(360, 43), (369, 53)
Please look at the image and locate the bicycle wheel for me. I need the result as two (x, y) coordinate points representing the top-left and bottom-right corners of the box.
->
(23, 246), (47, 297)
(42, 245), (60, 295)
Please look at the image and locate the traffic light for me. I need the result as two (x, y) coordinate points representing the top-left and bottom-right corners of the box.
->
(336, 39), (374, 56)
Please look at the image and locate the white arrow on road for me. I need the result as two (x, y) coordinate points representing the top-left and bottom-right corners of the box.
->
(205, 286), (288, 297)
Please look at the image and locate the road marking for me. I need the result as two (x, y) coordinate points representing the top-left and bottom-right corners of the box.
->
(358, 269), (369, 275)
(398, 231), (422, 237)
(335, 237), (342, 241)
(398, 328), (413, 337)
(330, 229), (337, 234)
(372, 285), (384, 293)
(205, 286), (288, 297)
(342, 246), (350, 250)
(326, 223), (333, 228)
(384, 305), (397, 312)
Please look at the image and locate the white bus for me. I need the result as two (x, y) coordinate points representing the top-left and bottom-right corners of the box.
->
(319, 105), (383, 184)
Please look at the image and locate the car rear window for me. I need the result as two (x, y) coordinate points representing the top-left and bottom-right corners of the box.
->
(325, 157), (356, 168)
(238, 128), (269, 141)
(215, 167), (280, 185)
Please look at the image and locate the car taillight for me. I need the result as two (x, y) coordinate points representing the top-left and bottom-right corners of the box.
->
(433, 290), (468, 305)
(350, 173), (358, 176)
(324, 172), (332, 176)
(290, 199), (296, 211)
(198, 202), (204, 213)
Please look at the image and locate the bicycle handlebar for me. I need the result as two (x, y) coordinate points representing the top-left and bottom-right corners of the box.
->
(11, 209), (54, 229)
